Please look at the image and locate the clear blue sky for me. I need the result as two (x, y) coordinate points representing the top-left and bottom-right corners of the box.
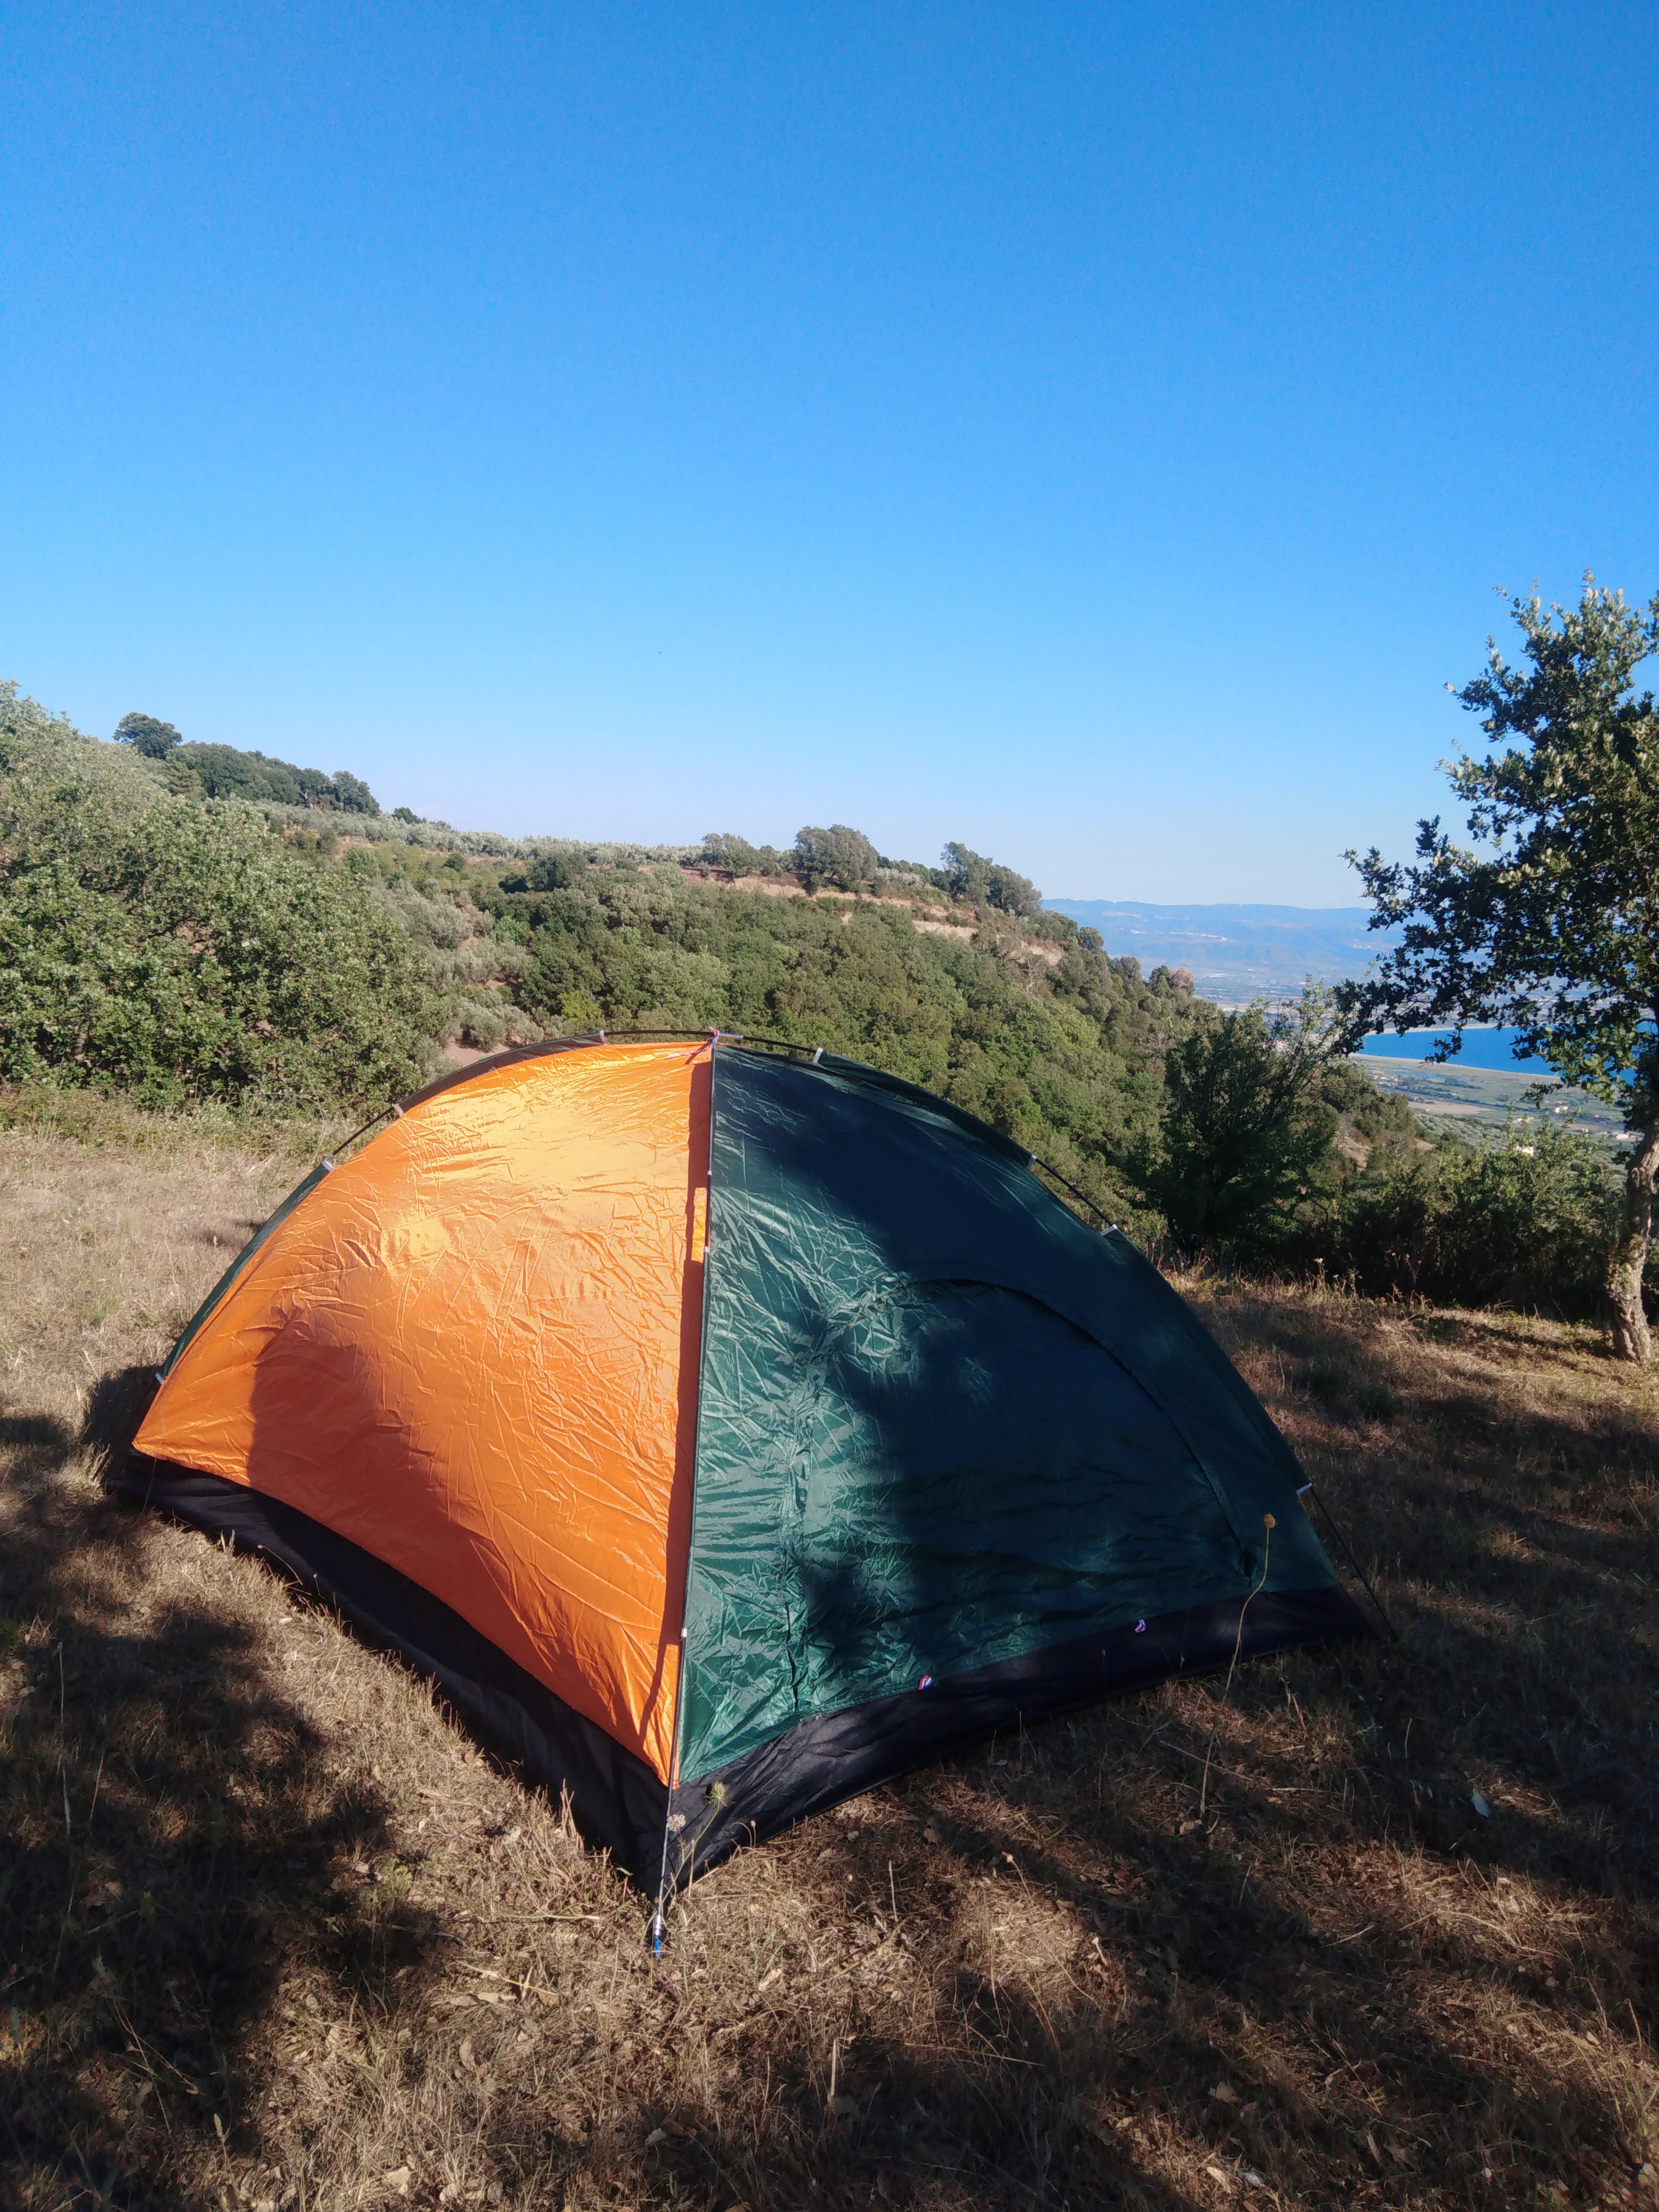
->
(4, 2), (1655, 901)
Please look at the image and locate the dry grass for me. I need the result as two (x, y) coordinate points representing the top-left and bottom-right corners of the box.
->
(3, 1104), (1658, 2211)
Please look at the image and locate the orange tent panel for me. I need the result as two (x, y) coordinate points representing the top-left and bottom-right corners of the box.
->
(135, 1041), (710, 1781)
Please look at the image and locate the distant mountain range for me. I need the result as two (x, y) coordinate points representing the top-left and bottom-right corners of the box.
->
(1047, 899), (1400, 1001)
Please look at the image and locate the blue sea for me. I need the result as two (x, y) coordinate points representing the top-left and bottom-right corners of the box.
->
(1355, 1026), (1532, 1070)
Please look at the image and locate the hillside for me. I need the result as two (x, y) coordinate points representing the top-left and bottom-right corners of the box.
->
(94, 719), (1413, 1004)
(2, 1105), (1654, 2210)
(4, 678), (1641, 1312)
(0, 686), (1220, 1234)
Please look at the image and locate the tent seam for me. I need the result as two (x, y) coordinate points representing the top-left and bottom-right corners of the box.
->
(651, 1039), (719, 1945)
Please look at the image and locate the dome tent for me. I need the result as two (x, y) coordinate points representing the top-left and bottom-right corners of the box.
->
(116, 1036), (1367, 1897)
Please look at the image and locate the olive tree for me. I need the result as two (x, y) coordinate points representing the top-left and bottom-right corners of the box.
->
(1343, 578), (1659, 1359)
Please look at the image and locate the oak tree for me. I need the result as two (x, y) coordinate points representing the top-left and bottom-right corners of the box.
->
(1344, 579), (1659, 1359)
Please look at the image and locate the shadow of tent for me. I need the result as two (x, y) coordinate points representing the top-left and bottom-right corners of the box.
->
(2, 1386), (447, 2207)
(83, 1367), (160, 1464)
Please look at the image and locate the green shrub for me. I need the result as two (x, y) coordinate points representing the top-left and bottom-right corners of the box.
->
(0, 685), (439, 1112)
(1146, 997), (1340, 1251)
(1296, 1118), (1623, 1317)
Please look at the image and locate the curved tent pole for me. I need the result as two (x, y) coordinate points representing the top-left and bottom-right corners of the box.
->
(1027, 1155), (1119, 1236)
(651, 1033), (722, 1950)
(1300, 1483), (1398, 1638)
(319, 1098), (404, 1168)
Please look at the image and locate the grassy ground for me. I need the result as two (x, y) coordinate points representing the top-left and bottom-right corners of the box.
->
(2, 1100), (1657, 2211)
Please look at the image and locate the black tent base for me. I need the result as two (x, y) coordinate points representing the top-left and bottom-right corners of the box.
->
(110, 1459), (1370, 1892)
(674, 1577), (1368, 1881)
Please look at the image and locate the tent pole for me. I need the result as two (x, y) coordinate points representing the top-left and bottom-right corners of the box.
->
(651, 1034), (722, 1951)
(650, 1628), (688, 1954)
(1301, 1482), (1397, 1638)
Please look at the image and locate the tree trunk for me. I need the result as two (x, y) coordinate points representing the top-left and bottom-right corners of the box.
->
(1607, 1124), (1659, 1362)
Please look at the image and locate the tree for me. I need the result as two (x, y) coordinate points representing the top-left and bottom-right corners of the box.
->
(295, 765), (336, 805)
(113, 711), (182, 759)
(1152, 986), (1342, 1251)
(1342, 577), (1659, 1359)
(940, 841), (1041, 917)
(793, 824), (879, 893)
(331, 769), (380, 815)
(697, 832), (782, 878)
(522, 851), (590, 892)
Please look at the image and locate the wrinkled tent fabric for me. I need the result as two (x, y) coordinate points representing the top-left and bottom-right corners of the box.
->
(115, 1037), (1367, 1887)
(131, 1040), (707, 1779)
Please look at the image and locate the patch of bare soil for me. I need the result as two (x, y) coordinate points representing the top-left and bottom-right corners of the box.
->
(2, 1109), (1656, 2210)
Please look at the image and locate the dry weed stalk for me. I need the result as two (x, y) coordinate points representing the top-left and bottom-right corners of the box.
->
(1197, 1511), (1275, 1817)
